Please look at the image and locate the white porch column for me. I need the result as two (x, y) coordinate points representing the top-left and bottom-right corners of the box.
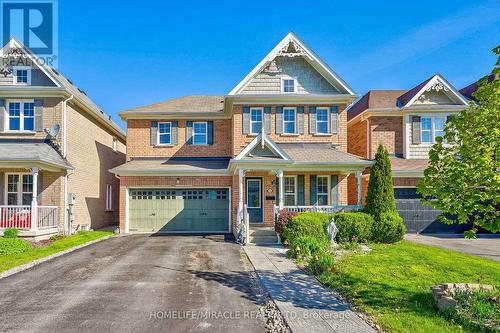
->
(357, 171), (363, 209)
(238, 169), (245, 218)
(31, 167), (39, 231)
(277, 169), (284, 210)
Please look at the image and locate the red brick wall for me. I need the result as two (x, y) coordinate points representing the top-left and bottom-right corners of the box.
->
(347, 174), (421, 205)
(393, 177), (420, 187)
(347, 119), (368, 158)
(369, 116), (403, 159)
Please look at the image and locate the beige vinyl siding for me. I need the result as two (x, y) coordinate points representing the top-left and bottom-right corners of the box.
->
(412, 90), (458, 105)
(0, 67), (56, 86)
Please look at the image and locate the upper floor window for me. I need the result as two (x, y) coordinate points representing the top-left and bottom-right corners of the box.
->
(421, 116), (446, 143)
(13, 66), (31, 85)
(8, 101), (34, 131)
(112, 137), (118, 152)
(105, 184), (113, 211)
(283, 107), (296, 134)
(193, 121), (207, 145)
(316, 107), (329, 134)
(284, 176), (296, 206)
(250, 108), (263, 134)
(317, 176), (329, 206)
(158, 122), (171, 145)
(281, 78), (296, 93)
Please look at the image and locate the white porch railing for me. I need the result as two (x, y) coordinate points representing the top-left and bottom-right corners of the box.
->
(274, 205), (359, 216)
(0, 205), (58, 230)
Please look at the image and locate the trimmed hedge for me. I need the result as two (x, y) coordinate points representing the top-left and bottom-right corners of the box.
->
(0, 238), (31, 255)
(288, 236), (327, 259)
(333, 212), (374, 243)
(372, 211), (406, 243)
(282, 212), (328, 245)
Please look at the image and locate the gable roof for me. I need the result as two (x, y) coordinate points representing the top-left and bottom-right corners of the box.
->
(459, 74), (497, 101)
(120, 95), (225, 116)
(228, 32), (355, 96)
(1, 38), (125, 140)
(234, 132), (291, 161)
(347, 90), (407, 121)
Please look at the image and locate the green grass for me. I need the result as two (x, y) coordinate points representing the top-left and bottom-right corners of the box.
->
(317, 240), (500, 333)
(0, 231), (113, 273)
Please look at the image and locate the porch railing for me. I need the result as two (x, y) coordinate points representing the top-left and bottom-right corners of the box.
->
(0, 205), (58, 230)
(274, 205), (359, 217)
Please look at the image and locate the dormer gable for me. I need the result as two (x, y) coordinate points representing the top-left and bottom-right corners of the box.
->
(234, 132), (290, 161)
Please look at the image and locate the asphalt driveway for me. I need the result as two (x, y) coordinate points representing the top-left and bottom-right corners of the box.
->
(0, 235), (267, 333)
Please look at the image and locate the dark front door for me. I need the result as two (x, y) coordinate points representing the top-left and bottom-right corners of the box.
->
(246, 178), (263, 223)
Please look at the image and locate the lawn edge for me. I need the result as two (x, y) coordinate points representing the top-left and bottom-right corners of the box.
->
(0, 234), (115, 279)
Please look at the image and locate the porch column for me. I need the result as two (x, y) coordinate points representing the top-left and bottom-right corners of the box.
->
(238, 169), (245, 219)
(31, 167), (39, 231)
(277, 169), (284, 209)
(357, 171), (363, 209)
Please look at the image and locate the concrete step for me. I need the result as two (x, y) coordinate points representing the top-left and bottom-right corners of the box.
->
(249, 227), (276, 236)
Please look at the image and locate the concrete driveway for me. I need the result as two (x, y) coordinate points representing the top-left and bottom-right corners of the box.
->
(0, 235), (267, 333)
(406, 234), (500, 261)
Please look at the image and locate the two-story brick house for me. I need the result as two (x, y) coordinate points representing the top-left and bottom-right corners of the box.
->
(0, 38), (126, 238)
(111, 33), (372, 242)
(346, 74), (470, 233)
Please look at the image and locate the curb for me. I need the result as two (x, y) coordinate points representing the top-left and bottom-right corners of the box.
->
(0, 235), (115, 280)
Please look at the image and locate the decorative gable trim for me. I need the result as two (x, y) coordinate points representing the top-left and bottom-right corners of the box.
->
(228, 32), (355, 96)
(234, 132), (291, 161)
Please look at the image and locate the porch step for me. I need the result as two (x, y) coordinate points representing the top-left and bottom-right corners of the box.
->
(249, 227), (278, 245)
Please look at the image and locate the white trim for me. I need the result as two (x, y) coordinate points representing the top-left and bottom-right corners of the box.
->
(316, 175), (330, 206)
(228, 32), (356, 96)
(282, 106), (296, 134)
(404, 74), (469, 107)
(157, 121), (172, 146)
(112, 137), (118, 152)
(234, 132), (291, 161)
(283, 175), (297, 206)
(5, 99), (35, 132)
(281, 77), (297, 94)
(249, 107), (263, 135)
(192, 121), (208, 145)
(4, 172), (33, 205)
(246, 178), (263, 223)
(315, 106), (329, 134)
(12, 66), (31, 85)
(105, 184), (113, 211)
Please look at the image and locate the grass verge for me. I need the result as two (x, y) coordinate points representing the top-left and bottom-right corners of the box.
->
(0, 231), (113, 273)
(317, 240), (500, 333)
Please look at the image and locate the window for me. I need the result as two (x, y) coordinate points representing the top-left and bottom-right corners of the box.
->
(434, 117), (446, 140)
(284, 176), (296, 206)
(282, 78), (296, 93)
(421, 116), (447, 144)
(158, 122), (171, 145)
(112, 137), (118, 152)
(250, 108), (263, 134)
(193, 122), (207, 145)
(316, 176), (329, 206)
(6, 174), (33, 205)
(316, 107), (329, 134)
(105, 184), (113, 210)
(7, 101), (35, 131)
(283, 107), (296, 134)
(421, 117), (432, 143)
(13, 67), (31, 85)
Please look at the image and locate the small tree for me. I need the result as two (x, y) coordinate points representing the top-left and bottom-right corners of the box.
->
(417, 47), (500, 233)
(365, 144), (396, 218)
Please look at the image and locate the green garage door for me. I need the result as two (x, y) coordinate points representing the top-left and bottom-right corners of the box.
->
(129, 189), (229, 233)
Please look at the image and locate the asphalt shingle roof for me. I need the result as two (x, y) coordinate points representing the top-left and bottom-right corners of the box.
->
(0, 141), (72, 169)
(279, 143), (372, 164)
(121, 96), (226, 114)
(110, 158), (230, 174)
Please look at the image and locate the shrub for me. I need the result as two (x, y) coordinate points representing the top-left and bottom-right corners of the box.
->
(288, 236), (327, 259)
(275, 209), (298, 236)
(307, 251), (335, 275)
(282, 212), (328, 245)
(3, 228), (19, 238)
(0, 237), (31, 255)
(333, 212), (374, 243)
(371, 211), (406, 243)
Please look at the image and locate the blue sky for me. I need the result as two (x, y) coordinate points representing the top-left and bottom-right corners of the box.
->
(54, 0), (500, 128)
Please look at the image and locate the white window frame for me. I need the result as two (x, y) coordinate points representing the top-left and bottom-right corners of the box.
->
(6, 99), (35, 132)
(105, 184), (113, 211)
(283, 175), (297, 206)
(433, 116), (446, 141)
(281, 77), (297, 93)
(250, 107), (263, 135)
(316, 107), (329, 134)
(193, 121), (208, 145)
(157, 121), (172, 145)
(13, 66), (31, 85)
(112, 137), (118, 152)
(4, 173), (33, 205)
(283, 107), (296, 134)
(420, 116), (447, 145)
(316, 175), (330, 206)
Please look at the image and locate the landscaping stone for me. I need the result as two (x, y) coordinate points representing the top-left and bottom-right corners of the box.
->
(431, 283), (496, 312)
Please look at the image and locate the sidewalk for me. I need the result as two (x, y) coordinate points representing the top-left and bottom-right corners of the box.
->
(244, 245), (376, 333)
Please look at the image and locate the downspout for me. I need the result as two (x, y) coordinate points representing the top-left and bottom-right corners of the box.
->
(62, 95), (74, 234)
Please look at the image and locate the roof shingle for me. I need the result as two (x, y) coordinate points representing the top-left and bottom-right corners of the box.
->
(121, 95), (225, 114)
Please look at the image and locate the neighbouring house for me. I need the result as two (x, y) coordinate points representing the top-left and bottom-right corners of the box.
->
(346, 74), (471, 233)
(0, 38), (126, 239)
(111, 32), (372, 243)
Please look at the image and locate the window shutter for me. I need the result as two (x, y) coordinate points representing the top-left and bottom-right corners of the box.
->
(150, 121), (158, 145)
(275, 176), (280, 202)
(207, 121), (214, 145)
(242, 106), (250, 134)
(0, 99), (5, 131)
(309, 106), (316, 134)
(331, 175), (339, 207)
(171, 121), (178, 145)
(264, 106), (271, 133)
(330, 106), (339, 135)
(275, 106), (283, 134)
(297, 106), (304, 134)
(186, 121), (193, 145)
(34, 99), (44, 132)
(297, 175), (305, 205)
(309, 175), (317, 205)
(412, 116), (421, 144)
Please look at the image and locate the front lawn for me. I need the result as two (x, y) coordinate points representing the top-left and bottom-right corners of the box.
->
(318, 241), (500, 333)
(0, 231), (113, 273)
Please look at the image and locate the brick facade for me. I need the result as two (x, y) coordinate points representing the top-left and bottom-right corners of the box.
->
(368, 116), (403, 159)
(347, 119), (368, 158)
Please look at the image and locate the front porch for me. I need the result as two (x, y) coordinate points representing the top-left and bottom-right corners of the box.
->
(0, 205), (58, 238)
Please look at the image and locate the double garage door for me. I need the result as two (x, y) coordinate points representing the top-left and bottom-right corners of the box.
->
(128, 188), (230, 233)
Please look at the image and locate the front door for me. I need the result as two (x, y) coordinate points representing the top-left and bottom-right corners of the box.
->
(246, 178), (263, 223)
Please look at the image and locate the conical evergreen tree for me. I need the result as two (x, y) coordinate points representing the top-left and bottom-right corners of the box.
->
(364, 144), (396, 218)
